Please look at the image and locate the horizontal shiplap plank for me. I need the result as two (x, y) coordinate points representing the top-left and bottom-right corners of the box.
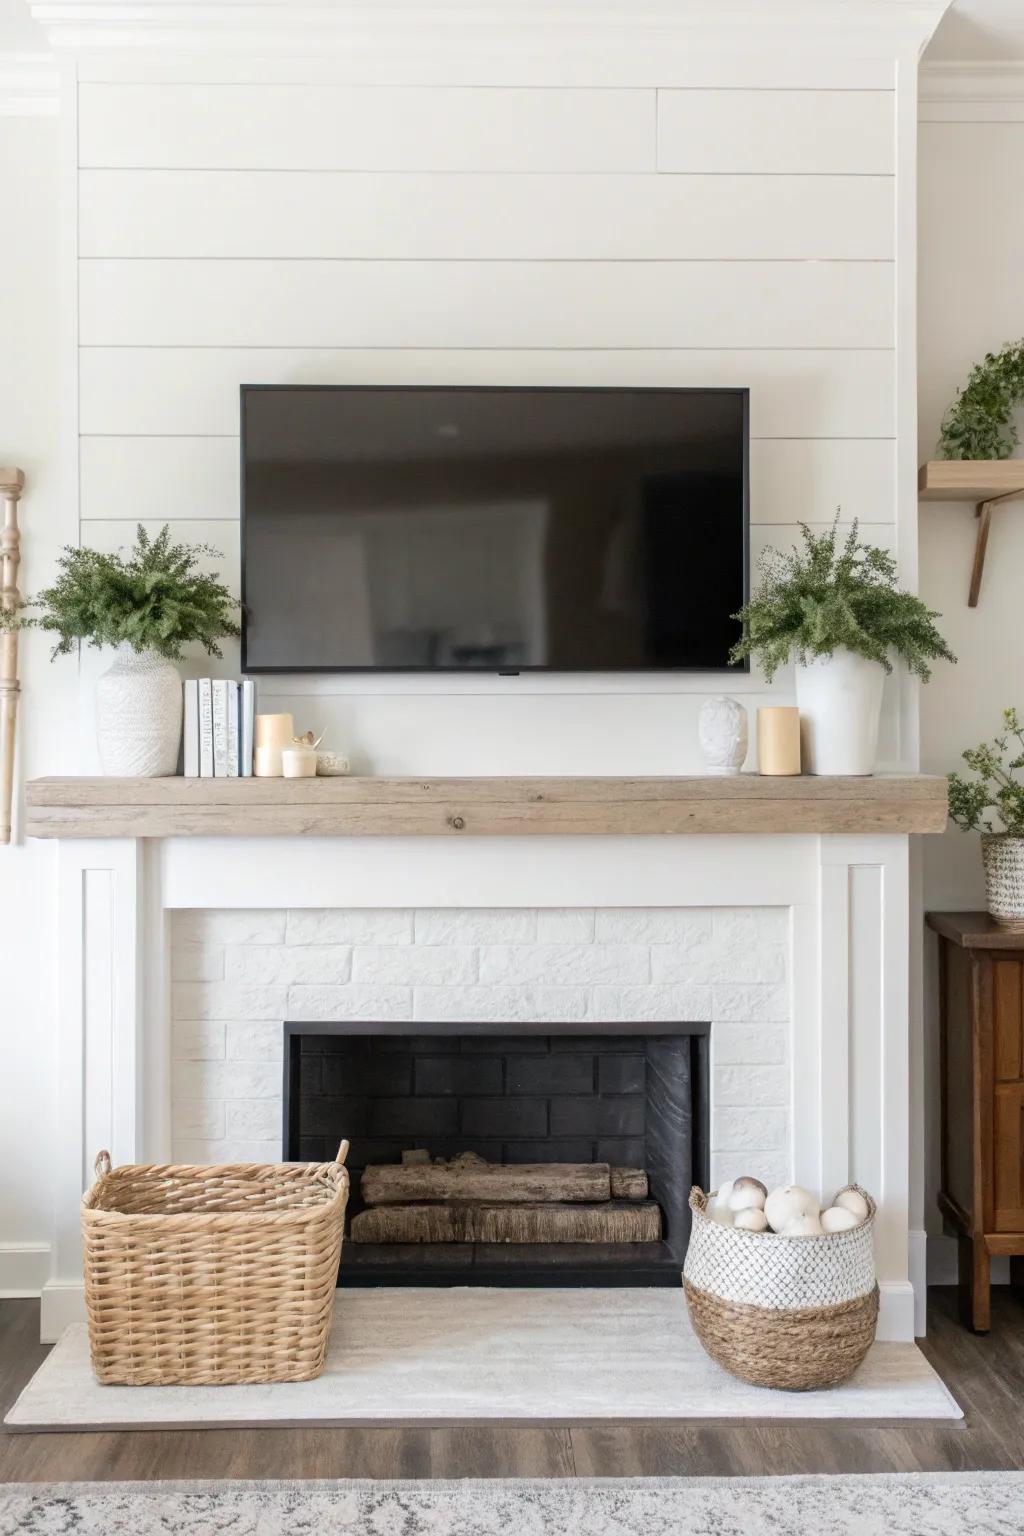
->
(79, 347), (895, 440)
(78, 83), (654, 172)
(79, 260), (894, 349)
(749, 438), (894, 523)
(77, 54), (896, 91)
(81, 436), (894, 529)
(79, 169), (894, 261)
(658, 90), (894, 174)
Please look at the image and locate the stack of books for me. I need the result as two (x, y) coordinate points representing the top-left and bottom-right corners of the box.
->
(182, 679), (256, 778)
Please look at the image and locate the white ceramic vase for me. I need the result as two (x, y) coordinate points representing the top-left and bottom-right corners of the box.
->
(794, 648), (885, 776)
(698, 696), (748, 775)
(95, 643), (182, 777)
(981, 835), (1024, 930)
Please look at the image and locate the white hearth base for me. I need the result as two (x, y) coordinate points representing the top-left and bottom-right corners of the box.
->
(12, 1289), (959, 1430)
(42, 832), (914, 1341)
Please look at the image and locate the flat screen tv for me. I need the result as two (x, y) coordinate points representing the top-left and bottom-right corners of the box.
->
(241, 385), (749, 673)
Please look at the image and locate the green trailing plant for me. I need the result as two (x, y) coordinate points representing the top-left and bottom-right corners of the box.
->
(1, 524), (240, 660)
(938, 340), (1024, 460)
(948, 708), (1024, 837)
(729, 518), (955, 684)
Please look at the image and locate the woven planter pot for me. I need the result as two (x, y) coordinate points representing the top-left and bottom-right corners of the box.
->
(981, 834), (1024, 930)
(683, 1185), (878, 1391)
(81, 1142), (350, 1386)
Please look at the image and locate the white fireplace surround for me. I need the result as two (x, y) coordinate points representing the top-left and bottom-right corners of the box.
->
(170, 903), (790, 1181)
(45, 828), (914, 1342)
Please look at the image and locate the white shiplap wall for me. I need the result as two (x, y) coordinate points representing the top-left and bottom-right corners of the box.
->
(74, 67), (902, 775)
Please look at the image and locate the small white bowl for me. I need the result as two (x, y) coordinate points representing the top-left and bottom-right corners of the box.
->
(316, 750), (351, 777)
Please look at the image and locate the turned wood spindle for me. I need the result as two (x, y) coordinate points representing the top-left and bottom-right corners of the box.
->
(0, 468), (26, 845)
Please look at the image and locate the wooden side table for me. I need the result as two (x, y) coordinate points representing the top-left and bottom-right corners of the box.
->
(927, 912), (1024, 1331)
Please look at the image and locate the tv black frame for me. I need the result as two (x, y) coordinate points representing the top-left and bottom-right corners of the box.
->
(239, 383), (750, 676)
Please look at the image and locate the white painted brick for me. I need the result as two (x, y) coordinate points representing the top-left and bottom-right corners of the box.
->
(712, 1024), (787, 1066)
(225, 944), (352, 984)
(172, 1061), (280, 1100)
(172, 982), (287, 1020)
(226, 1020), (283, 1061)
(595, 908), (713, 944)
(712, 983), (789, 1023)
(225, 1099), (280, 1138)
(712, 1107), (787, 1151)
(536, 909), (595, 943)
(713, 1065), (789, 1107)
(172, 1138), (280, 1164)
(172, 1099), (225, 1137)
(171, 1020), (226, 1060)
(710, 1151), (791, 1195)
(713, 908), (789, 946)
(173, 909), (286, 944)
(415, 909), (536, 944)
(171, 944), (225, 982)
(288, 984), (413, 1021)
(480, 945), (648, 986)
(414, 985), (588, 1023)
(652, 941), (786, 985)
(287, 909), (412, 945)
(353, 945), (477, 984)
(590, 983), (711, 1022)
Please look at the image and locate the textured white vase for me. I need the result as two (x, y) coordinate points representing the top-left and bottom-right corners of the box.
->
(794, 648), (885, 776)
(698, 696), (748, 775)
(981, 835), (1024, 929)
(95, 644), (182, 777)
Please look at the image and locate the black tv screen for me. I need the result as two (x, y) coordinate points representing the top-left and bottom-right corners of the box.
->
(241, 386), (748, 673)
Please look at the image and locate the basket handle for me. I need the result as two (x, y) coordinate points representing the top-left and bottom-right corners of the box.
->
(334, 1139), (350, 1167)
(93, 1150), (112, 1180)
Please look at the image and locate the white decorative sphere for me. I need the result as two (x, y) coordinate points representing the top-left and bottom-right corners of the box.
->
(698, 696), (748, 776)
(821, 1205), (860, 1233)
(728, 1176), (768, 1213)
(782, 1213), (825, 1237)
(764, 1184), (820, 1234)
(733, 1207), (769, 1233)
(833, 1189), (870, 1222)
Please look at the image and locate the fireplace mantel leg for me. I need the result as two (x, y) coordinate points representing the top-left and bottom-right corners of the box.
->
(41, 839), (147, 1341)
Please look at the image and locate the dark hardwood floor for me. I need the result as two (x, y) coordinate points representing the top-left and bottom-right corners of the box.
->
(1, 1287), (1023, 1482)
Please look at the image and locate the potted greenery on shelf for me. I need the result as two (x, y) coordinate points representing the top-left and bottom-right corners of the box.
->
(948, 709), (1024, 928)
(5, 525), (239, 776)
(730, 520), (954, 775)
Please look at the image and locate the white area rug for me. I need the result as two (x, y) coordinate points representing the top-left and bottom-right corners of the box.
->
(1, 1477), (1019, 1536)
(5, 1288), (961, 1430)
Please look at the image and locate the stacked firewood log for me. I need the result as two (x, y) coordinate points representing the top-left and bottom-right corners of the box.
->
(350, 1150), (662, 1243)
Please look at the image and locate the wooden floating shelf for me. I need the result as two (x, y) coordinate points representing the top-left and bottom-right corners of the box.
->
(919, 460), (1024, 607)
(24, 774), (949, 839)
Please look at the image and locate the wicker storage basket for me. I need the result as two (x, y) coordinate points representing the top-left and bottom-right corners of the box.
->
(683, 1185), (878, 1391)
(81, 1140), (350, 1386)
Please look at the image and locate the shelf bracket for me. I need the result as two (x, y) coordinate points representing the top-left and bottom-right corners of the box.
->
(969, 486), (1024, 608)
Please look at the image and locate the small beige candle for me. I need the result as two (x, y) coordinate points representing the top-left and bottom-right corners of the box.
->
(253, 713), (294, 778)
(758, 706), (801, 776)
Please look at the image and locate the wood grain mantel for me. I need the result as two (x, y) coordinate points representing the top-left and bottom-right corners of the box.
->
(24, 774), (949, 839)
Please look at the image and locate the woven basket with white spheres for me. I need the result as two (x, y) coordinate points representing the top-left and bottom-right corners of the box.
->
(684, 1185), (878, 1391)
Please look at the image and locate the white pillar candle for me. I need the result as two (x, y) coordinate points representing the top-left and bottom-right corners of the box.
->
(757, 707), (801, 776)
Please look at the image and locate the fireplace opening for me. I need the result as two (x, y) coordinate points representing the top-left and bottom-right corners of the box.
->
(284, 1021), (709, 1287)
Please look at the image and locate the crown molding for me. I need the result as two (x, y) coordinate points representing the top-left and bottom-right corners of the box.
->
(28, 2), (951, 65)
(0, 52), (59, 115)
(919, 60), (1024, 120)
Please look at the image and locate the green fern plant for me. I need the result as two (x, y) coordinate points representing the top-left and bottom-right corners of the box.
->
(729, 518), (955, 684)
(2, 525), (240, 660)
(948, 709), (1024, 837)
(938, 340), (1024, 460)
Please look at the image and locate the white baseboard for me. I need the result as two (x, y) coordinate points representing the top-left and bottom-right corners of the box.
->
(927, 1233), (1010, 1287)
(39, 1279), (86, 1343)
(876, 1281), (916, 1343)
(0, 1242), (50, 1299)
(909, 1229), (928, 1336)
